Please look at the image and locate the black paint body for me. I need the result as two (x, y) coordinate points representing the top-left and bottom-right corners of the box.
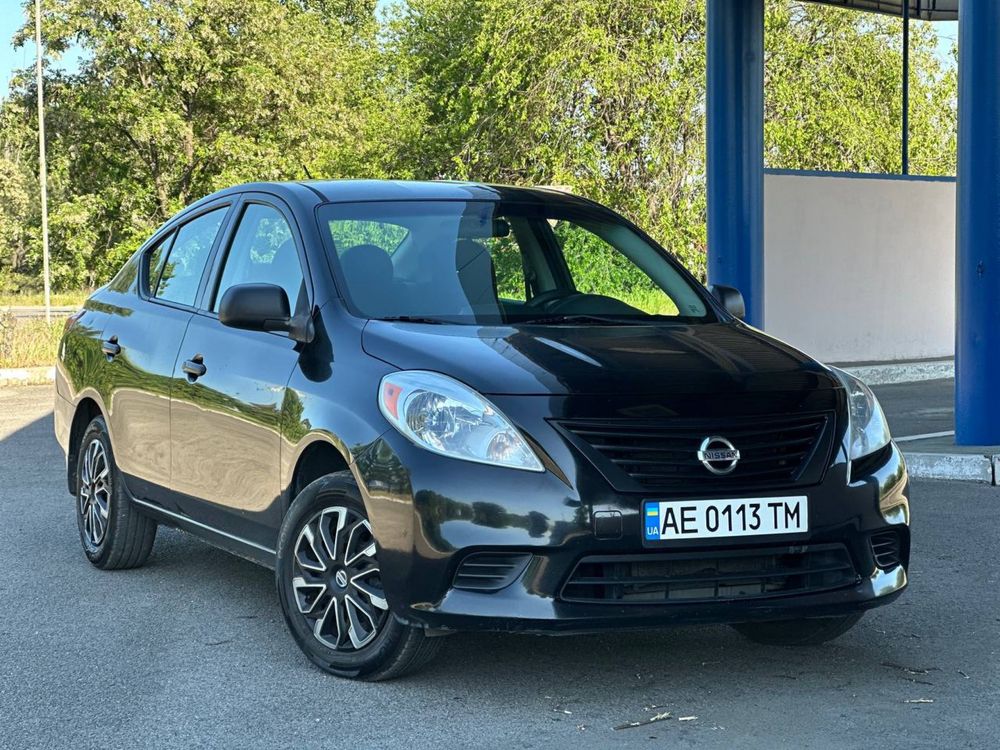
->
(54, 181), (910, 635)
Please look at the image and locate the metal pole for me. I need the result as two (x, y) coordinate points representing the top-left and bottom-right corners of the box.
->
(956, 0), (1000, 445)
(902, 1), (911, 175)
(706, 0), (765, 327)
(34, 0), (51, 324)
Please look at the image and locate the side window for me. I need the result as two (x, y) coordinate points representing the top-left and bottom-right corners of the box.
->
(156, 208), (227, 306)
(552, 220), (682, 316)
(483, 233), (527, 302)
(213, 204), (306, 314)
(144, 232), (175, 296)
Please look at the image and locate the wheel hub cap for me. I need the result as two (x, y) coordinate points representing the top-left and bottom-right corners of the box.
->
(78, 439), (111, 547)
(291, 506), (389, 651)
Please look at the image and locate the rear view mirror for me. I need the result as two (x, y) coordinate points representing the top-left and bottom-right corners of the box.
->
(218, 283), (313, 342)
(708, 284), (746, 320)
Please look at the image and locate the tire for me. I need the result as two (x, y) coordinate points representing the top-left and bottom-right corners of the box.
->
(275, 472), (442, 681)
(731, 613), (864, 646)
(75, 416), (157, 570)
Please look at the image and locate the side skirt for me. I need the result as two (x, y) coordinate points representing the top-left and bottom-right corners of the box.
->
(129, 495), (277, 570)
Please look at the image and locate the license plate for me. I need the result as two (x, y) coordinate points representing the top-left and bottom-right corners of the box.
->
(643, 497), (808, 543)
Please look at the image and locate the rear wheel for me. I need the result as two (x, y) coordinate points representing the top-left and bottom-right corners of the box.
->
(276, 473), (442, 680)
(75, 416), (157, 569)
(731, 613), (864, 646)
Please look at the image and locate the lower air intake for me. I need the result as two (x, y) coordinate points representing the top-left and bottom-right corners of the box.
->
(561, 544), (857, 604)
(870, 531), (902, 569)
(453, 553), (532, 592)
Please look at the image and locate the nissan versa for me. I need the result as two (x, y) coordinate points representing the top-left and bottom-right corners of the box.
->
(54, 180), (910, 680)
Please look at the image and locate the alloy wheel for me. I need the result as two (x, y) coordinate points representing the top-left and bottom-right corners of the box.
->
(79, 439), (111, 547)
(291, 506), (389, 651)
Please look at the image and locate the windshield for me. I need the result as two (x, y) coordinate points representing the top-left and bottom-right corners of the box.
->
(319, 200), (713, 325)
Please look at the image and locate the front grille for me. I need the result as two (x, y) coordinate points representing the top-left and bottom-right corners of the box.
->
(453, 553), (532, 592)
(560, 544), (857, 604)
(558, 413), (831, 491)
(870, 531), (902, 569)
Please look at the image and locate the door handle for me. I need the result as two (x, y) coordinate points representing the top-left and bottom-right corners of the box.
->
(101, 336), (121, 359)
(182, 355), (207, 381)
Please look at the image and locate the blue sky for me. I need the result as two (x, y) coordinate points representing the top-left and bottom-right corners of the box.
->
(1, 7), (958, 95)
(1, 4), (82, 90)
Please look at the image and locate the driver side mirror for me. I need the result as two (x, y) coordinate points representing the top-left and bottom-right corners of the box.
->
(708, 284), (746, 320)
(218, 283), (313, 343)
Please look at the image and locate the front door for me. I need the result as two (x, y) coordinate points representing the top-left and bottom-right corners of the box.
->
(168, 197), (312, 548)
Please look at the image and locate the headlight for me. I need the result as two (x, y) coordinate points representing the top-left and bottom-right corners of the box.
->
(830, 367), (891, 460)
(378, 370), (544, 472)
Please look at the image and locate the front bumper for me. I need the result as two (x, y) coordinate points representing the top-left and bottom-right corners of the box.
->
(355, 428), (910, 635)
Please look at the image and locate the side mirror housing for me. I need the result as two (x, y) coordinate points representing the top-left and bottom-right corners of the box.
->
(218, 283), (313, 342)
(708, 284), (746, 320)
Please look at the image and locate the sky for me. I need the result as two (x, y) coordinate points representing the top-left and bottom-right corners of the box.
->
(1, 3), (82, 91)
(0, 6), (958, 96)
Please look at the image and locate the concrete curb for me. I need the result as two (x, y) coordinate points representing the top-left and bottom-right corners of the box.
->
(841, 360), (954, 386)
(902, 450), (998, 485)
(0, 367), (55, 387)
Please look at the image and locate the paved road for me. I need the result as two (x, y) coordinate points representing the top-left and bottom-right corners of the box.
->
(0, 305), (78, 320)
(872, 379), (954, 438)
(1, 385), (997, 749)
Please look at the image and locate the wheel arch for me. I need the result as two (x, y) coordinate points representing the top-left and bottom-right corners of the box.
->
(67, 396), (105, 495)
(287, 437), (353, 508)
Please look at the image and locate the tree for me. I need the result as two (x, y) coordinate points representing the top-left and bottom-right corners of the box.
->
(0, 0), (958, 291)
(388, 0), (708, 272)
(765, 3), (956, 176)
(386, 0), (957, 279)
(2, 0), (412, 291)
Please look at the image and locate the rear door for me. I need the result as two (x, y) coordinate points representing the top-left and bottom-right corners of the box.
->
(103, 203), (232, 500)
(168, 194), (311, 547)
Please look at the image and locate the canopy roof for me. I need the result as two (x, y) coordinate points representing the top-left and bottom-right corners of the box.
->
(802, 1), (957, 21)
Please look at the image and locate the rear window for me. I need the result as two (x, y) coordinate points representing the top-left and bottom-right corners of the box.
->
(144, 232), (175, 296)
(155, 208), (227, 306)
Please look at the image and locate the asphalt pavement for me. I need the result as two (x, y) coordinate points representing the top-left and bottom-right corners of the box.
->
(872, 378), (954, 439)
(1, 385), (998, 749)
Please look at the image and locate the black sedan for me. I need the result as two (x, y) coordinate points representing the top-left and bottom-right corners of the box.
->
(54, 180), (910, 680)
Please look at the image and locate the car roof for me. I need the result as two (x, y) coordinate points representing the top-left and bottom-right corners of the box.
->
(190, 179), (601, 211)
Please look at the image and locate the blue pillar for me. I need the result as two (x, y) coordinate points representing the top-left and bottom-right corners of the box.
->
(706, 0), (765, 327)
(956, 0), (1000, 445)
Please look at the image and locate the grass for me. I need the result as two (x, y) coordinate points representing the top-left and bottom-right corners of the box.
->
(0, 290), (91, 309)
(0, 312), (66, 369)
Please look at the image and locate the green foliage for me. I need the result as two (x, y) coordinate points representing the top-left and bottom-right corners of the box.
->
(0, 0), (958, 294)
(328, 220), (411, 255)
(764, 4), (955, 176)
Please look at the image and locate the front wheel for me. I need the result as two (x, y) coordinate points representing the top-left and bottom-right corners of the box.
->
(731, 613), (864, 646)
(275, 473), (442, 680)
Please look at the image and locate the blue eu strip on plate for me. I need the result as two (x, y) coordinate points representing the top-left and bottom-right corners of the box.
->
(645, 504), (661, 541)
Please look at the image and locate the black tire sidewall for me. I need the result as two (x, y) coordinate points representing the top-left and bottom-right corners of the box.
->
(76, 417), (119, 565)
(275, 472), (409, 679)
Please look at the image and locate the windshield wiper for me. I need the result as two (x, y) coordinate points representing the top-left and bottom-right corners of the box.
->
(376, 315), (450, 325)
(516, 314), (648, 326)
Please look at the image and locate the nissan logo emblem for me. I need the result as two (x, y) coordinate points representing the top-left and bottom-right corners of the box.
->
(697, 436), (741, 475)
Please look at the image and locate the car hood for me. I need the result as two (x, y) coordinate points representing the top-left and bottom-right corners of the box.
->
(361, 320), (839, 396)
